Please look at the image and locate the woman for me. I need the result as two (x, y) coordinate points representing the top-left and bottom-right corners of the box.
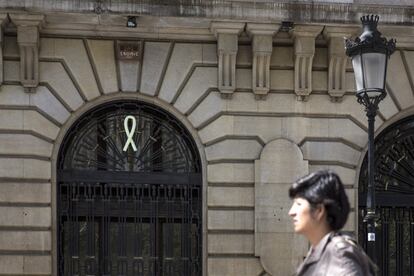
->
(288, 170), (377, 276)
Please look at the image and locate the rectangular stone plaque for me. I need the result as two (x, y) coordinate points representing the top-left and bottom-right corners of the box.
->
(116, 41), (142, 61)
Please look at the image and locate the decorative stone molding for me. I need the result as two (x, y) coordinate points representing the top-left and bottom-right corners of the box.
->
(9, 14), (45, 93)
(246, 23), (279, 100)
(0, 14), (9, 87)
(255, 139), (308, 275)
(291, 25), (323, 101)
(210, 22), (245, 98)
(323, 26), (358, 102)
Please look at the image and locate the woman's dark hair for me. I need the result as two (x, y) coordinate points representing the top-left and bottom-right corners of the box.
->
(289, 170), (350, 231)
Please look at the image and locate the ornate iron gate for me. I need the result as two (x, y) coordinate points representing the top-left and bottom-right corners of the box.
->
(359, 116), (414, 276)
(57, 101), (202, 276)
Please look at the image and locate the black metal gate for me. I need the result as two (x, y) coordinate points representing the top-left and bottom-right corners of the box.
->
(57, 101), (202, 276)
(359, 116), (414, 276)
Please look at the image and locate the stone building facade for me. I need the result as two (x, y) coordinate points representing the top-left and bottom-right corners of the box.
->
(0, 1), (413, 275)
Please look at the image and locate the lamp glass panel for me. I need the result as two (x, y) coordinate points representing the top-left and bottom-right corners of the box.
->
(352, 55), (364, 91)
(362, 52), (386, 97)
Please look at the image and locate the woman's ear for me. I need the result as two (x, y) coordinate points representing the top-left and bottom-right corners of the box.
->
(314, 204), (327, 221)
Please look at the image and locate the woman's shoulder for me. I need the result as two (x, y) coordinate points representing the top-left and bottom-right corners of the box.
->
(326, 232), (366, 260)
(324, 232), (377, 275)
(330, 233), (359, 252)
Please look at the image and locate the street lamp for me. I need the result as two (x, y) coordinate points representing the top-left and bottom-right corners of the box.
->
(345, 15), (396, 263)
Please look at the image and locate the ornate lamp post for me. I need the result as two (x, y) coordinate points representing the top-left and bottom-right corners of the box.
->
(345, 15), (396, 262)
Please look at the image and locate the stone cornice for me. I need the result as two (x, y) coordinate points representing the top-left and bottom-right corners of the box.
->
(246, 23), (280, 37)
(210, 22), (245, 37)
(0, 1), (413, 25)
(0, 12), (414, 49)
(322, 26), (359, 39)
(290, 25), (324, 38)
(8, 13), (45, 29)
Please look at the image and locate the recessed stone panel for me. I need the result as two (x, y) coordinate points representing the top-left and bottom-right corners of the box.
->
(205, 139), (262, 161)
(312, 71), (328, 91)
(386, 51), (414, 109)
(87, 39), (118, 94)
(23, 110), (60, 140)
(198, 115), (234, 144)
(208, 257), (263, 276)
(174, 66), (217, 114)
(345, 72), (356, 92)
(235, 68), (252, 90)
(158, 43), (202, 103)
(208, 209), (254, 230)
(208, 186), (254, 207)
(0, 183), (51, 204)
(0, 231), (51, 251)
(208, 233), (254, 254)
(258, 232), (308, 276)
(0, 134), (52, 157)
(0, 158), (51, 179)
(226, 92), (257, 112)
(30, 86), (71, 124)
(0, 109), (24, 129)
(202, 43), (217, 64)
(140, 41), (171, 96)
(0, 206), (51, 227)
(313, 47), (328, 69)
(0, 255), (23, 274)
(378, 89), (400, 120)
(207, 163), (254, 183)
(236, 45), (252, 66)
(39, 62), (84, 111)
(402, 50), (414, 95)
(270, 46), (294, 67)
(3, 60), (20, 81)
(255, 184), (296, 233)
(309, 165), (357, 185)
(270, 69), (294, 90)
(255, 139), (308, 276)
(24, 255), (52, 274)
(3, 36), (19, 57)
(0, 85), (29, 105)
(343, 211), (356, 232)
(40, 38), (100, 100)
(301, 141), (361, 166)
(187, 92), (224, 128)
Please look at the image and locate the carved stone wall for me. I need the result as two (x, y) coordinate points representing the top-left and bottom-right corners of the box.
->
(0, 10), (412, 276)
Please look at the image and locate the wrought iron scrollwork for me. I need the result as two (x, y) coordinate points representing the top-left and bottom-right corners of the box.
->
(57, 101), (202, 276)
(359, 116), (414, 276)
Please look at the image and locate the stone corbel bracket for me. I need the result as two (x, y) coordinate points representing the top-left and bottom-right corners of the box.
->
(210, 22), (245, 99)
(0, 14), (9, 87)
(291, 25), (323, 101)
(246, 23), (280, 100)
(323, 26), (358, 102)
(9, 14), (45, 93)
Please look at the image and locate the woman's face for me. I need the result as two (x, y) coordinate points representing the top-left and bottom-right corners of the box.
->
(288, 197), (319, 235)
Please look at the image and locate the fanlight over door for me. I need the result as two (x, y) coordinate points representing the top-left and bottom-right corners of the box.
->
(57, 101), (202, 276)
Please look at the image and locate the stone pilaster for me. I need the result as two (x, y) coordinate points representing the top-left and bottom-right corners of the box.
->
(246, 23), (279, 100)
(10, 14), (44, 93)
(0, 14), (9, 87)
(210, 22), (245, 98)
(291, 25), (323, 101)
(323, 26), (358, 102)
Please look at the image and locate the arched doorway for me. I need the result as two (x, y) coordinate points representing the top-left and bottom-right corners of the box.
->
(359, 116), (414, 276)
(57, 101), (202, 275)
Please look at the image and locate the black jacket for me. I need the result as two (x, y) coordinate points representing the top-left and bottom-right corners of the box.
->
(296, 232), (377, 276)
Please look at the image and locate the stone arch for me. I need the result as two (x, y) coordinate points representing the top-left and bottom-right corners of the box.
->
(50, 93), (208, 276)
(254, 138), (308, 276)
